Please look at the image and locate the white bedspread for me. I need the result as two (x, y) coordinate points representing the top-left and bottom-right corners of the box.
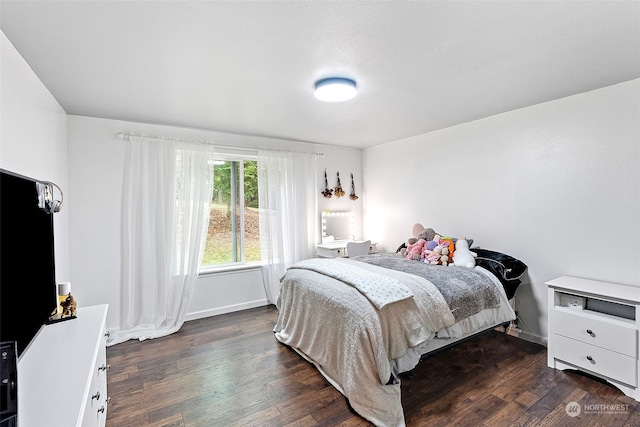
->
(274, 258), (455, 427)
(287, 258), (414, 309)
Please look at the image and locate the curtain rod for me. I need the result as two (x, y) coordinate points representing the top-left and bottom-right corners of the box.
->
(117, 132), (324, 157)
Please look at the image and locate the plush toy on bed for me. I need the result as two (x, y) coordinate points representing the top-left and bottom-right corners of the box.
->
(413, 223), (437, 243)
(442, 238), (455, 259)
(398, 237), (418, 256)
(453, 237), (477, 268)
(436, 239), (454, 266)
(421, 234), (437, 262)
(422, 235), (454, 266)
(397, 223), (437, 258)
(396, 223), (436, 261)
(406, 239), (427, 261)
(423, 247), (443, 264)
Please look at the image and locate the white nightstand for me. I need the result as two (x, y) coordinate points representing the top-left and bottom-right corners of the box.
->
(546, 276), (639, 401)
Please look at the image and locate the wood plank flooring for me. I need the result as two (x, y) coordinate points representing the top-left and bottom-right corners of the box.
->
(106, 305), (640, 426)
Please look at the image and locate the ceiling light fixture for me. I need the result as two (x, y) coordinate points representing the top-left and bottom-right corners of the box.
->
(314, 77), (357, 102)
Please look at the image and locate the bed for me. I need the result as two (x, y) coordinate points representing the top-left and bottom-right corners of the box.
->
(273, 249), (527, 427)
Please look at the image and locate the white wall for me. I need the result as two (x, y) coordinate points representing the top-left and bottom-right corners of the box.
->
(67, 115), (363, 330)
(0, 31), (70, 281)
(363, 79), (640, 344)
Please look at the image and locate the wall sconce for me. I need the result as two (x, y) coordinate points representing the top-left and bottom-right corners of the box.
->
(37, 181), (64, 214)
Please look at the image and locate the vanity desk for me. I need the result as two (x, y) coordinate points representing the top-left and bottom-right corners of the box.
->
(319, 211), (375, 258)
(316, 240), (377, 258)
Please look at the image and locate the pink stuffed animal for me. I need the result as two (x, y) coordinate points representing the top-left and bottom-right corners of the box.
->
(424, 250), (441, 264)
(406, 239), (427, 261)
(420, 235), (437, 257)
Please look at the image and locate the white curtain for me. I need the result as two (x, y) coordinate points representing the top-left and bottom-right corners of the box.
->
(109, 136), (215, 346)
(258, 150), (317, 306)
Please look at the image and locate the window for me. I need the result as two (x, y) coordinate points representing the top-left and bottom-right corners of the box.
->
(201, 156), (260, 268)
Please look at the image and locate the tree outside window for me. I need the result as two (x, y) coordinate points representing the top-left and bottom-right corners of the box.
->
(202, 159), (260, 267)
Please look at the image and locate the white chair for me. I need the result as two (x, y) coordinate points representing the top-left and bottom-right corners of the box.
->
(346, 240), (371, 258)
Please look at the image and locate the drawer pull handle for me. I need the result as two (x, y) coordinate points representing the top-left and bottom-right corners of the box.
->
(586, 329), (595, 337)
(91, 391), (100, 401)
(586, 355), (595, 364)
(105, 331), (111, 338)
(99, 364), (110, 372)
(98, 406), (105, 414)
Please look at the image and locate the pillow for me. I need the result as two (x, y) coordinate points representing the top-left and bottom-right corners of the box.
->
(473, 248), (527, 300)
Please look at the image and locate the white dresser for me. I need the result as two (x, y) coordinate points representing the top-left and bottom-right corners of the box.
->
(546, 276), (639, 401)
(18, 304), (110, 427)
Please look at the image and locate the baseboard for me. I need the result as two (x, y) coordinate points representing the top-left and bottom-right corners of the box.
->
(517, 329), (547, 346)
(185, 298), (270, 321)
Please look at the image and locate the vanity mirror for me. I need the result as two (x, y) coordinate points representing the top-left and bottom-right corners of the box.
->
(321, 211), (354, 243)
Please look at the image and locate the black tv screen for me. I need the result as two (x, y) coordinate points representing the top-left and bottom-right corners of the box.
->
(0, 169), (58, 357)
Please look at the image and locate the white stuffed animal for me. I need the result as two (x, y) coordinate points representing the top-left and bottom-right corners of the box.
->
(453, 238), (476, 268)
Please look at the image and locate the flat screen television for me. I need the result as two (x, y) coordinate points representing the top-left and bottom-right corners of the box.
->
(0, 169), (58, 358)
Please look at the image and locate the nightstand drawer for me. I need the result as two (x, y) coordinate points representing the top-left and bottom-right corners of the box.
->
(552, 309), (637, 357)
(552, 334), (637, 387)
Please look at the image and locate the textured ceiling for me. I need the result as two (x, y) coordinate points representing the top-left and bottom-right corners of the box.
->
(1, 1), (639, 149)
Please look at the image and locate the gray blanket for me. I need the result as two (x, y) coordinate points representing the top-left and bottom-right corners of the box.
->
(352, 252), (501, 321)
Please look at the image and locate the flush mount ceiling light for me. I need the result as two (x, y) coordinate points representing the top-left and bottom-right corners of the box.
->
(314, 77), (357, 102)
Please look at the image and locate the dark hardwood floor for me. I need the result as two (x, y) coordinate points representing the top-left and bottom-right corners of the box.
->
(106, 305), (639, 427)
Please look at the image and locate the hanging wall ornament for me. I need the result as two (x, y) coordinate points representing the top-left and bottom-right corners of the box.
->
(321, 169), (333, 198)
(349, 173), (359, 201)
(334, 172), (346, 198)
